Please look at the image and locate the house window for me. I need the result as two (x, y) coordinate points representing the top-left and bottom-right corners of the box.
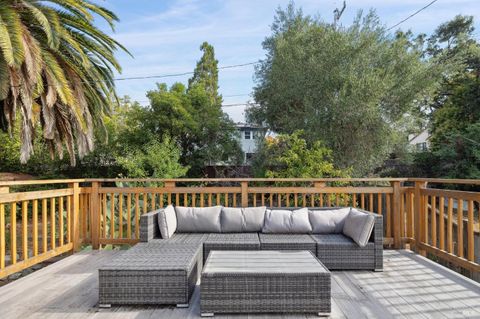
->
(416, 142), (427, 151)
(244, 131), (251, 139)
(252, 130), (256, 139)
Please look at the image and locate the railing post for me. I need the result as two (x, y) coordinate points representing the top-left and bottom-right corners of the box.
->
(70, 182), (81, 252)
(90, 182), (100, 250)
(392, 181), (402, 249)
(414, 181), (427, 256)
(241, 181), (248, 207)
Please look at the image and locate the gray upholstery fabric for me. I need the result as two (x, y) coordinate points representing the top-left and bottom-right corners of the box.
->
(157, 205), (177, 239)
(342, 208), (375, 247)
(309, 207), (351, 234)
(221, 206), (266, 232)
(262, 208), (312, 233)
(175, 206), (222, 233)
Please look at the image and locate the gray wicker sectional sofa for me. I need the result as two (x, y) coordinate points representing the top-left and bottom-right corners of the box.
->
(99, 205), (383, 313)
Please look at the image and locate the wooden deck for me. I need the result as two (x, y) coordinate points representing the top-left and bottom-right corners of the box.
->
(0, 249), (479, 319)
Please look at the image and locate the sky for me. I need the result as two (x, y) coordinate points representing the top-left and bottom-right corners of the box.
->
(98, 0), (480, 122)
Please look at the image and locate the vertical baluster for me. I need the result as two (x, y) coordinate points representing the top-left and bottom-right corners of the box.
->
(302, 194), (306, 207)
(406, 193), (412, 238)
(142, 193), (147, 214)
(310, 194), (314, 207)
(224, 193), (228, 207)
(352, 194), (357, 208)
(457, 199), (464, 258)
(277, 194), (281, 207)
(184, 193), (188, 206)
(377, 193), (382, 215)
(369, 193), (374, 212)
(335, 194), (340, 207)
(192, 193), (197, 207)
(127, 194), (132, 240)
(42, 199), (47, 253)
(386, 194), (391, 238)
(151, 193), (156, 211)
(167, 193), (172, 205)
(50, 198), (56, 249)
(431, 195), (437, 247)
(135, 193), (140, 239)
(233, 194), (237, 207)
(447, 197), (453, 253)
(294, 194), (298, 207)
(286, 193), (290, 207)
(253, 194), (257, 207)
(326, 194), (331, 207)
(67, 195), (72, 244)
(361, 194), (365, 209)
(0, 204), (5, 268)
(118, 193), (123, 239)
(319, 193), (324, 207)
(438, 197), (445, 250)
(261, 193), (265, 206)
(11, 202), (16, 264)
(269, 194), (273, 207)
(110, 193), (115, 239)
(176, 193), (180, 206)
(208, 194), (212, 206)
(467, 200), (474, 262)
(400, 193), (405, 238)
(59, 197), (64, 246)
(32, 200), (38, 256)
(102, 193), (107, 238)
(423, 195), (429, 246)
(22, 201), (28, 261)
(200, 194), (204, 207)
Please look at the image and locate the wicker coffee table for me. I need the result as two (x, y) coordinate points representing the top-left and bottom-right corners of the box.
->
(200, 250), (331, 316)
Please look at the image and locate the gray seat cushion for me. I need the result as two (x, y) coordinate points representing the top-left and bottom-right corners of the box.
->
(203, 233), (260, 262)
(309, 207), (351, 234)
(157, 205), (177, 239)
(262, 208), (312, 233)
(221, 207), (266, 232)
(175, 206), (222, 233)
(258, 233), (316, 254)
(342, 208), (375, 247)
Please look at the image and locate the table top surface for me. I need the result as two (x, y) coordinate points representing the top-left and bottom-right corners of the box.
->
(202, 250), (329, 274)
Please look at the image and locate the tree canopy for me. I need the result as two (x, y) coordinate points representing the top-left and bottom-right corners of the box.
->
(247, 4), (440, 176)
(0, 0), (127, 165)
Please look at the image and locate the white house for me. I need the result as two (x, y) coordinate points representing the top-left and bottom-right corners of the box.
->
(236, 123), (267, 164)
(408, 129), (430, 152)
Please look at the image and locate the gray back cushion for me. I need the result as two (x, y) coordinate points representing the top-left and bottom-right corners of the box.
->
(175, 206), (222, 233)
(157, 204), (177, 238)
(342, 208), (375, 247)
(309, 207), (351, 234)
(262, 208), (312, 233)
(221, 206), (266, 232)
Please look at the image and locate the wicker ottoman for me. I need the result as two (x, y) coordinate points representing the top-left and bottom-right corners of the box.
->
(203, 233), (260, 263)
(200, 250), (331, 316)
(99, 243), (202, 307)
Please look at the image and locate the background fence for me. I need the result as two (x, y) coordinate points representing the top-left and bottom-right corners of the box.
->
(0, 178), (478, 279)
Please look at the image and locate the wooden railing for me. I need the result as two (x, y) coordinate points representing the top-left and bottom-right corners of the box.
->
(0, 178), (478, 279)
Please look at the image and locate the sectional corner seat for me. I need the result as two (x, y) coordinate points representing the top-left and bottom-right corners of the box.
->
(98, 205), (383, 309)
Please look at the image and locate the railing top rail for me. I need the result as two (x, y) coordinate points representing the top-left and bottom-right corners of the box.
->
(408, 178), (480, 185)
(0, 179), (86, 186)
(1, 177), (480, 187)
(85, 177), (408, 183)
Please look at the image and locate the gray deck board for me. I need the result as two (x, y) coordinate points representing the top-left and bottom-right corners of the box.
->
(0, 249), (479, 319)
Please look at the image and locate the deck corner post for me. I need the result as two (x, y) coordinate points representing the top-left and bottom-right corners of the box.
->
(414, 181), (427, 256)
(392, 181), (402, 249)
(241, 181), (248, 207)
(90, 181), (100, 250)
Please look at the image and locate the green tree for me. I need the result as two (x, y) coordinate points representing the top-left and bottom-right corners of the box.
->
(247, 4), (439, 176)
(252, 131), (349, 178)
(144, 42), (242, 176)
(116, 135), (189, 179)
(0, 0), (128, 165)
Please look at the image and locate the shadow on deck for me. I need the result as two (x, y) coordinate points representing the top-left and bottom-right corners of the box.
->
(0, 250), (479, 319)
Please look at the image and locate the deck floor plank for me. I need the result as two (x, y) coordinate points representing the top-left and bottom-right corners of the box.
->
(0, 250), (479, 319)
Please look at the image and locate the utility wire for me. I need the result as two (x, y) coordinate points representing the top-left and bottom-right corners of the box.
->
(386, 0), (439, 31)
(114, 61), (258, 82)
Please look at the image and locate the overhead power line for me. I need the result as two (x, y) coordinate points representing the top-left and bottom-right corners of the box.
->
(386, 0), (439, 31)
(114, 61), (258, 82)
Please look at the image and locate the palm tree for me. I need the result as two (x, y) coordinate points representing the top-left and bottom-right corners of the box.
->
(0, 0), (128, 165)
